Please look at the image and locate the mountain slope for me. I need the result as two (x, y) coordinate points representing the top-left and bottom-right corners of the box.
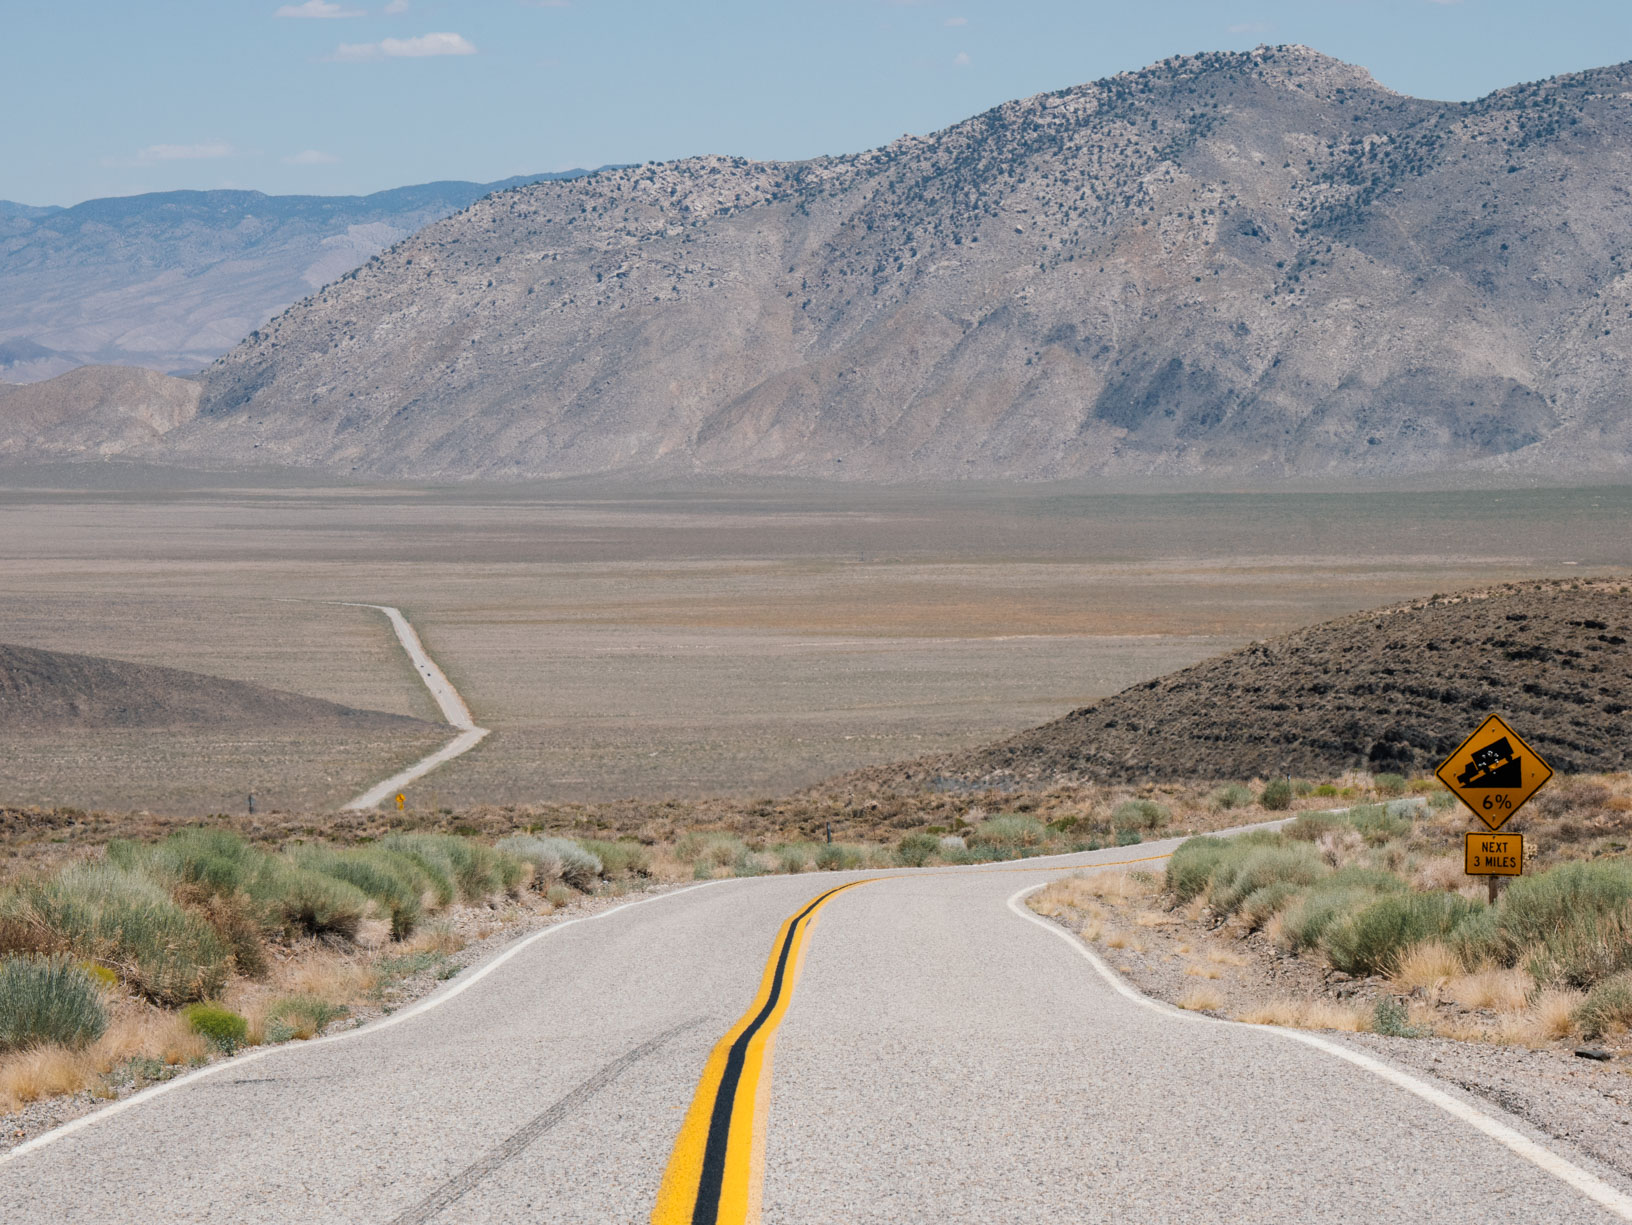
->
(0, 642), (440, 733)
(901, 580), (1632, 786)
(0, 366), (200, 460)
(129, 45), (1632, 482)
(0, 172), (600, 381)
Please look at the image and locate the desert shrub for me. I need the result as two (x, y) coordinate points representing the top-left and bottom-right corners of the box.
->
(0, 955), (108, 1051)
(264, 995), (348, 1042)
(1313, 784), (1339, 798)
(378, 834), (457, 905)
(1285, 812), (1347, 842)
(1259, 779), (1294, 811)
(731, 850), (769, 877)
(1112, 800), (1170, 832)
(1239, 881), (1300, 931)
(290, 846), (429, 941)
(1167, 837), (1230, 902)
(380, 834), (520, 900)
(1325, 892), (1482, 976)
(814, 843), (865, 871)
(1572, 972), (1632, 1039)
(25, 864), (229, 1004)
(896, 833), (939, 867)
(1282, 885), (1386, 952)
(184, 1003), (249, 1054)
(495, 835), (559, 885)
(1345, 804), (1412, 845)
(118, 828), (266, 897)
(183, 889), (269, 979)
(248, 860), (371, 941)
(579, 839), (648, 879)
(676, 833), (748, 869)
(774, 843), (813, 874)
(1213, 784), (1254, 811)
(556, 840), (603, 890)
(968, 815), (1047, 849)
(1114, 829), (1143, 847)
(1210, 843), (1329, 915)
(1427, 790), (1457, 811)
(1372, 773), (1408, 797)
(544, 884), (574, 908)
(1371, 997), (1425, 1037)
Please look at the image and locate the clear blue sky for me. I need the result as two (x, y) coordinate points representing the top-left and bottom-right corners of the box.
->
(6, 0), (1632, 206)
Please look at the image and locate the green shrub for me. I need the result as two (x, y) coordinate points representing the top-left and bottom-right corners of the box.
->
(1312, 784), (1339, 797)
(1114, 829), (1142, 846)
(1112, 800), (1170, 832)
(675, 833), (747, 869)
(1428, 790), (1457, 811)
(1496, 861), (1632, 988)
(1239, 881), (1300, 931)
(1285, 812), (1347, 842)
(774, 843), (813, 874)
(0, 955), (107, 1051)
(26, 864), (229, 1004)
(1346, 804), (1413, 845)
(1326, 892), (1482, 976)
(731, 850), (769, 878)
(1373, 773), (1408, 797)
(1210, 843), (1329, 915)
(544, 884), (575, 908)
(1259, 779), (1294, 811)
(248, 859), (371, 940)
(264, 995), (348, 1042)
(1213, 784), (1254, 811)
(896, 832), (939, 867)
(968, 815), (1047, 849)
(579, 839), (649, 879)
(814, 843), (865, 871)
(184, 1003), (249, 1054)
(1166, 837), (1229, 902)
(1572, 972), (1632, 1039)
(1371, 997), (1425, 1037)
(378, 834), (457, 905)
(290, 845), (430, 940)
(1281, 885), (1386, 952)
(119, 828), (266, 896)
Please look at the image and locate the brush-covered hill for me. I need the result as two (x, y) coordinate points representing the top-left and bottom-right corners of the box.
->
(0, 643), (441, 733)
(118, 45), (1632, 481)
(889, 580), (1632, 787)
(0, 366), (201, 460)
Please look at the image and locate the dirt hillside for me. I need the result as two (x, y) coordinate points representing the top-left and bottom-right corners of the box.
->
(0, 643), (441, 733)
(912, 579), (1632, 786)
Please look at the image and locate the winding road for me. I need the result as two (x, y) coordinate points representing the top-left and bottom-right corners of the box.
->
(340, 603), (488, 811)
(5, 836), (1629, 1224)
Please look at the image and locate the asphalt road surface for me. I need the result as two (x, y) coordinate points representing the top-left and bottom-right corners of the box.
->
(5, 837), (1630, 1224)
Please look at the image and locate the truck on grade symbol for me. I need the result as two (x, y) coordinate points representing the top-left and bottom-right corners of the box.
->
(1457, 736), (1523, 789)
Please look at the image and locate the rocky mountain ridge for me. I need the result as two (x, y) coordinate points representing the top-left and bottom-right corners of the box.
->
(18, 46), (1632, 482)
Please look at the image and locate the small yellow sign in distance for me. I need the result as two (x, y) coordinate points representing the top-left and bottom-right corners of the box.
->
(395, 793), (406, 811)
(1465, 831), (1523, 876)
(1434, 713), (1553, 832)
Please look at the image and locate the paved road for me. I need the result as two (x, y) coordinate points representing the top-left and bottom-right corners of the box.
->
(5, 838), (1630, 1224)
(339, 603), (489, 811)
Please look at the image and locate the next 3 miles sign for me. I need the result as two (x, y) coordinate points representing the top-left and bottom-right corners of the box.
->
(1435, 714), (1554, 892)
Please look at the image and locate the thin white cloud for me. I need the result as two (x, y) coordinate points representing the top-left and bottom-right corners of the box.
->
(133, 141), (236, 164)
(1227, 21), (1272, 34)
(276, 1), (363, 17)
(284, 149), (340, 164)
(944, 16), (968, 26)
(332, 31), (477, 60)
(952, 51), (971, 67)
(384, 0), (409, 10)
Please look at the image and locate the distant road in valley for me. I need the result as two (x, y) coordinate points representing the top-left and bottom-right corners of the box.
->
(340, 603), (488, 810)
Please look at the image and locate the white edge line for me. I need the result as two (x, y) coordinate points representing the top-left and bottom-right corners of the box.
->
(1006, 881), (1632, 1222)
(2, 878), (736, 1165)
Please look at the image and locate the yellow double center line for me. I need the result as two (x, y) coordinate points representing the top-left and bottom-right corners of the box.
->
(650, 879), (871, 1225)
(651, 853), (1172, 1224)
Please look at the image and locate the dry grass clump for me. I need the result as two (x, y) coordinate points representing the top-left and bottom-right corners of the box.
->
(1184, 965), (1222, 980)
(1178, 987), (1224, 1012)
(1235, 998), (1368, 1032)
(1391, 941), (1461, 993)
(1444, 966), (1532, 1013)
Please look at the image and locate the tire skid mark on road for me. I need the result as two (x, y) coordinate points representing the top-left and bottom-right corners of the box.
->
(388, 1017), (707, 1225)
(652, 880), (874, 1225)
(338, 602), (489, 810)
(1007, 882), (1632, 1223)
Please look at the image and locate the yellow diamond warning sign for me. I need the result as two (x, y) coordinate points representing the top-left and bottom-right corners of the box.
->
(1465, 832), (1524, 876)
(1435, 714), (1553, 832)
